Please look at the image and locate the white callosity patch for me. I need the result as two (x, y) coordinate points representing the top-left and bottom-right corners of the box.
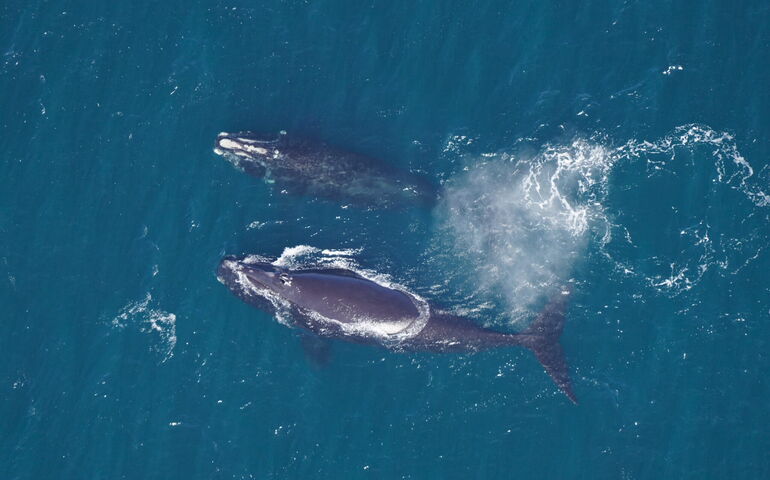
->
(217, 138), (269, 156)
(113, 293), (177, 362)
(213, 133), (276, 176)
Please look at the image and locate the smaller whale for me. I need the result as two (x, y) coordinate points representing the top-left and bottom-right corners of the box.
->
(217, 256), (577, 403)
(214, 131), (437, 208)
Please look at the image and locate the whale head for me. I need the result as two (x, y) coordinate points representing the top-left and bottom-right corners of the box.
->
(213, 131), (285, 177)
(217, 256), (296, 309)
(214, 131), (274, 156)
(213, 131), (285, 157)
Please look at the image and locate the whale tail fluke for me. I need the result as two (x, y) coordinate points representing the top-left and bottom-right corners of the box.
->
(519, 286), (577, 404)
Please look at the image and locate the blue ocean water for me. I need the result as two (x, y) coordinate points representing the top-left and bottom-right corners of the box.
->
(2, 1), (769, 478)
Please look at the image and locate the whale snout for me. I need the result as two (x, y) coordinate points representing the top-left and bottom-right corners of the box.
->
(217, 256), (281, 294)
(216, 256), (240, 286)
(217, 256), (284, 315)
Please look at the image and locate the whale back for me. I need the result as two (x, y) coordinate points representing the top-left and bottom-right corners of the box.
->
(215, 131), (438, 208)
(284, 269), (421, 331)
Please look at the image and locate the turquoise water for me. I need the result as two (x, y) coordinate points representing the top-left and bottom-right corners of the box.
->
(2, 1), (769, 478)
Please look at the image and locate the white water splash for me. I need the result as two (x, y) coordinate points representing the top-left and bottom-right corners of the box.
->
(271, 245), (362, 270)
(617, 124), (769, 207)
(611, 125), (768, 294)
(113, 293), (177, 362)
(662, 65), (684, 75)
(436, 124), (767, 315)
(438, 139), (614, 323)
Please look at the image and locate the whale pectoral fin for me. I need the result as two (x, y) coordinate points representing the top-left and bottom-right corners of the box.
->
(300, 334), (333, 368)
(520, 286), (577, 404)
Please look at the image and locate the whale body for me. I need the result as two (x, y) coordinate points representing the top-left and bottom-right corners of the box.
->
(217, 256), (577, 403)
(214, 131), (437, 208)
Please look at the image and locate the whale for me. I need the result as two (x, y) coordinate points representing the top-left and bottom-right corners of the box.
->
(213, 131), (437, 208)
(217, 256), (577, 403)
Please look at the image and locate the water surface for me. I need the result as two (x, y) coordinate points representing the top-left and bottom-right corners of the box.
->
(2, 1), (769, 478)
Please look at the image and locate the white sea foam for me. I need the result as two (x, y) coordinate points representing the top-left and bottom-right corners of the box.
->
(112, 293), (152, 328)
(617, 124), (769, 207)
(438, 138), (614, 322)
(662, 65), (684, 75)
(436, 124), (766, 315)
(612, 125), (768, 294)
(113, 293), (177, 362)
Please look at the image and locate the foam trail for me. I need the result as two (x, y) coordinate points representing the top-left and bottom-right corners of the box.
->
(617, 124), (769, 207)
(608, 124), (769, 294)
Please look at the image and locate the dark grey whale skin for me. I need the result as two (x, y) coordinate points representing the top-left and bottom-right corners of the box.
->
(213, 131), (438, 209)
(217, 257), (577, 403)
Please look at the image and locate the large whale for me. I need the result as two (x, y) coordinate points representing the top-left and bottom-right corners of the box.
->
(214, 131), (437, 208)
(217, 256), (577, 403)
